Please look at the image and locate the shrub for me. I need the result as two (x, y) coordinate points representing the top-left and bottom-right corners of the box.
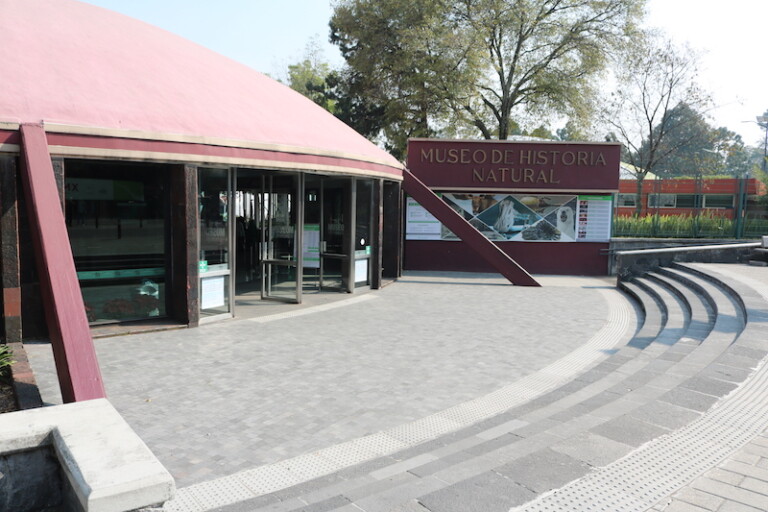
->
(613, 213), (745, 238)
(0, 344), (14, 378)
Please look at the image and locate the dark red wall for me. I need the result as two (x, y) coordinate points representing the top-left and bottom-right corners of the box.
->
(408, 139), (620, 192)
(403, 139), (618, 277)
(405, 240), (609, 276)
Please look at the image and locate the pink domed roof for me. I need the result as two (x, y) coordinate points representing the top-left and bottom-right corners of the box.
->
(0, 0), (402, 173)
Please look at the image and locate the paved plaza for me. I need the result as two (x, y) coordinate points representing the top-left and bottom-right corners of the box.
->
(23, 267), (768, 511)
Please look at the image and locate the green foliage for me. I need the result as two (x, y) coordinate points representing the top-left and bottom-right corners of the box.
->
(613, 213), (768, 239)
(0, 345), (14, 376)
(556, 121), (590, 142)
(330, 0), (645, 155)
(603, 31), (710, 215)
(528, 125), (555, 140)
(286, 38), (337, 112)
(330, 0), (473, 157)
(323, 69), (387, 145)
(287, 59), (335, 112)
(648, 103), (721, 178)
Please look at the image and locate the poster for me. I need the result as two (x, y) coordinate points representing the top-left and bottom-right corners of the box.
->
(441, 193), (578, 242)
(303, 224), (320, 268)
(405, 196), (442, 240)
(200, 276), (225, 309)
(406, 192), (613, 243)
(576, 195), (612, 242)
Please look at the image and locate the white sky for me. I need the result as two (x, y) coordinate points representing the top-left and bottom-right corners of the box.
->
(646, 0), (768, 147)
(78, 0), (767, 147)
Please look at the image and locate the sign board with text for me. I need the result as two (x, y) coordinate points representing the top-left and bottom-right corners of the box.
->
(404, 139), (620, 275)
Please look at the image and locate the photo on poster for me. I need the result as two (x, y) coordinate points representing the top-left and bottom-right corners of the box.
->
(440, 193), (578, 242)
(476, 196), (539, 239)
(413, 193), (581, 243)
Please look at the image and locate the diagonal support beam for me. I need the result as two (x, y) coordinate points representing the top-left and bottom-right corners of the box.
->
(19, 123), (106, 402)
(402, 169), (540, 287)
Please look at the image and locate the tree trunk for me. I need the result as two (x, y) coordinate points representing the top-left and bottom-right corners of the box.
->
(634, 175), (644, 217)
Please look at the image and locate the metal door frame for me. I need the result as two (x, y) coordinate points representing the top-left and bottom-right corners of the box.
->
(260, 172), (304, 303)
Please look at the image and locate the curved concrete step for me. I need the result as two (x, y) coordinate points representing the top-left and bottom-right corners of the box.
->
(619, 279), (666, 349)
(508, 264), (766, 512)
(648, 270), (715, 346)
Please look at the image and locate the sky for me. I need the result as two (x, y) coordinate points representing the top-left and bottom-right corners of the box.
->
(78, 0), (768, 148)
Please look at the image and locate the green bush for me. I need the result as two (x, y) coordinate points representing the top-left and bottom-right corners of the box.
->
(612, 213), (768, 238)
(0, 344), (14, 373)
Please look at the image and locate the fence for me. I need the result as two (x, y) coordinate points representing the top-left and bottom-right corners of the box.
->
(613, 176), (768, 239)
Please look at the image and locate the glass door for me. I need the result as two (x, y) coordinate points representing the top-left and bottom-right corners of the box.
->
(320, 178), (352, 292)
(199, 167), (234, 321)
(261, 173), (303, 303)
(354, 179), (373, 287)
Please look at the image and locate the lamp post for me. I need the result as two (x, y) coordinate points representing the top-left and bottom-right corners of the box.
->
(758, 111), (768, 173)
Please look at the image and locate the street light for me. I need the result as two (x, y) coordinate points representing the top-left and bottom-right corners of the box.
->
(757, 111), (768, 173)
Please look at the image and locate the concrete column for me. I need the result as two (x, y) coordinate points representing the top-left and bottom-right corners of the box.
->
(170, 164), (199, 326)
(371, 179), (384, 289)
(382, 181), (402, 280)
(51, 157), (65, 210)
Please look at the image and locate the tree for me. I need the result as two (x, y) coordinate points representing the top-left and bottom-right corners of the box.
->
(286, 38), (336, 112)
(649, 103), (720, 178)
(330, 0), (645, 156)
(320, 69), (387, 143)
(603, 31), (710, 215)
(714, 129), (754, 178)
(556, 120), (590, 141)
(451, 0), (644, 140)
(330, 0), (478, 158)
(528, 125), (555, 140)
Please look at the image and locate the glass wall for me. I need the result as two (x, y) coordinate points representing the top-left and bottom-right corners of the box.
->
(66, 160), (168, 324)
(199, 168), (233, 319)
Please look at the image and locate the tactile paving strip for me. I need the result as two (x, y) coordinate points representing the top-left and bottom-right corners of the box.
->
(248, 294), (377, 323)
(513, 272), (768, 512)
(166, 288), (632, 511)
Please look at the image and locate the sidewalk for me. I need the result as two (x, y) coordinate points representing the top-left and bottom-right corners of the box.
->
(26, 273), (622, 491)
(26, 267), (768, 512)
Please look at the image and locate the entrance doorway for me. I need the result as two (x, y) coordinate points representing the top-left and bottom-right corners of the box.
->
(235, 170), (303, 304)
(233, 170), (376, 308)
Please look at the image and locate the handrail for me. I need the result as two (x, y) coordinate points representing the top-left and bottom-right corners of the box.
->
(615, 242), (760, 257)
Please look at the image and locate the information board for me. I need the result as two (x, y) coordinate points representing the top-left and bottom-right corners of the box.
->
(200, 276), (226, 309)
(303, 224), (320, 268)
(406, 193), (613, 243)
(576, 195), (612, 242)
(405, 196), (442, 240)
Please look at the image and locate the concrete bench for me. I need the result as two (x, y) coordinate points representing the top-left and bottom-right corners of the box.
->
(0, 398), (174, 512)
(748, 236), (768, 264)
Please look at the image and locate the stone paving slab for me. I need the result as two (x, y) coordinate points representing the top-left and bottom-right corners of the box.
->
(510, 263), (768, 512)
(32, 264), (768, 512)
(25, 273), (619, 492)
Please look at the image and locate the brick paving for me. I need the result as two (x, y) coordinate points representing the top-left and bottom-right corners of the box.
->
(25, 273), (618, 490)
(649, 264), (768, 512)
(23, 265), (768, 512)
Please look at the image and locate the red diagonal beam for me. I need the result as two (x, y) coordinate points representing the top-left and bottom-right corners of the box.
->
(19, 123), (106, 402)
(402, 169), (540, 287)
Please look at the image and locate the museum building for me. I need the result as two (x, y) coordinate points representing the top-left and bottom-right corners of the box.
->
(0, 0), (404, 342)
